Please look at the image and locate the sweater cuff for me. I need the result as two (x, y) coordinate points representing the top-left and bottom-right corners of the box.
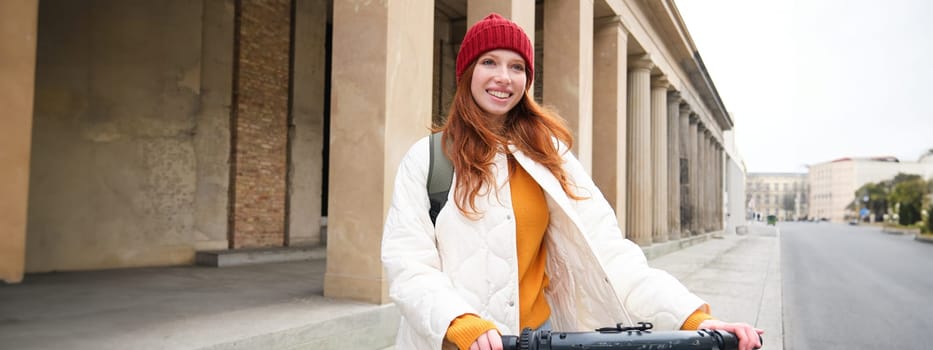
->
(680, 305), (715, 330)
(446, 314), (499, 350)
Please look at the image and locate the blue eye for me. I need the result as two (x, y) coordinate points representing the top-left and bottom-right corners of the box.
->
(511, 64), (525, 71)
(481, 59), (495, 66)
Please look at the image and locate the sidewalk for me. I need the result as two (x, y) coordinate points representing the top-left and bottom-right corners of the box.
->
(650, 224), (783, 349)
(0, 225), (782, 350)
(0, 253), (399, 350)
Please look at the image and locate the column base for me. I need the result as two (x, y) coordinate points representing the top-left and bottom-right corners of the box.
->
(324, 272), (390, 305)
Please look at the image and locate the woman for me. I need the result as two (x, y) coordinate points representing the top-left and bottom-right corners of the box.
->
(381, 13), (763, 350)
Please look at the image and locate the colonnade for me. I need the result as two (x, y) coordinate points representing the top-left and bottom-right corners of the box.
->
(0, 0), (732, 302)
(621, 57), (725, 245)
(322, 0), (729, 303)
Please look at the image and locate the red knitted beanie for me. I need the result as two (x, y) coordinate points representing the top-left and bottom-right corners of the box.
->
(456, 13), (534, 82)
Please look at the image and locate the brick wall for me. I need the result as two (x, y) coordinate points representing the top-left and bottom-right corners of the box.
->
(230, 0), (291, 248)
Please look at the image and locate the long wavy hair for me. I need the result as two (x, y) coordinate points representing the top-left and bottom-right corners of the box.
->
(435, 62), (584, 217)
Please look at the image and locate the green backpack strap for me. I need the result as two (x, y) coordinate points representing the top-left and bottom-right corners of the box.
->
(427, 132), (453, 225)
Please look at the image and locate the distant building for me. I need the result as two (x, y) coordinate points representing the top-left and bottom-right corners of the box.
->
(746, 173), (808, 221)
(808, 155), (933, 222)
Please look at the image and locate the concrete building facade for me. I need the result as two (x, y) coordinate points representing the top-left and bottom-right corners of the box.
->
(722, 130), (747, 234)
(808, 156), (933, 223)
(1, 0), (740, 306)
(746, 173), (808, 221)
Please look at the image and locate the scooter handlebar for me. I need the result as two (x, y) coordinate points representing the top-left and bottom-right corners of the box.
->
(501, 326), (752, 350)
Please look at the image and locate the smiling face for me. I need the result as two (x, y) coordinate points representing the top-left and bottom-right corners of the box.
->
(470, 49), (528, 120)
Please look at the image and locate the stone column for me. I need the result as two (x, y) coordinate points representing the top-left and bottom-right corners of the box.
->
(626, 56), (654, 246)
(468, 0), (535, 44)
(717, 143), (725, 230)
(706, 139), (714, 231)
(650, 76), (669, 243)
(714, 143), (720, 230)
(0, 0), (37, 283)
(700, 133), (707, 232)
(678, 105), (691, 235)
(592, 17), (628, 230)
(704, 131), (714, 232)
(666, 92), (681, 240)
(544, 0), (593, 172)
(712, 140), (720, 231)
(326, 0), (433, 304)
(687, 115), (699, 235)
(715, 140), (722, 230)
(694, 122), (706, 234)
(289, 0), (328, 246)
(702, 132), (711, 232)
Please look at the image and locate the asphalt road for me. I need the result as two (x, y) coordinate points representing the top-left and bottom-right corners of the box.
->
(781, 222), (933, 350)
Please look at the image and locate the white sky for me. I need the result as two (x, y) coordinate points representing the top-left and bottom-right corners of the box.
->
(674, 0), (933, 173)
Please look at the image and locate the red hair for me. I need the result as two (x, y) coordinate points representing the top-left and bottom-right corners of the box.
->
(436, 62), (584, 217)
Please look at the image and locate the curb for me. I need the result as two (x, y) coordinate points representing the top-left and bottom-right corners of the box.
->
(881, 227), (921, 236)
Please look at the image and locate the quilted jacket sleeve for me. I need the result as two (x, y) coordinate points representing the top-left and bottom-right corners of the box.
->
(381, 137), (476, 348)
(558, 145), (706, 330)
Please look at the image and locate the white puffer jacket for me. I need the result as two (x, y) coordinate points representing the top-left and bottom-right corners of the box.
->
(382, 136), (706, 350)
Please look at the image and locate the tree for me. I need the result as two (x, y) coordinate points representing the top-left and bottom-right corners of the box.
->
(927, 203), (933, 233)
(888, 175), (926, 226)
(852, 182), (888, 222)
(891, 173), (923, 186)
(927, 177), (933, 203)
(927, 178), (933, 233)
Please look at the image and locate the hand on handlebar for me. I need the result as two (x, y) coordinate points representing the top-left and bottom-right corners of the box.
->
(697, 320), (764, 350)
(468, 329), (503, 350)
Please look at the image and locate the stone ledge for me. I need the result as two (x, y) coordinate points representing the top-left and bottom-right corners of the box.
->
(195, 245), (326, 267)
(642, 232), (718, 260)
(881, 226), (921, 235)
